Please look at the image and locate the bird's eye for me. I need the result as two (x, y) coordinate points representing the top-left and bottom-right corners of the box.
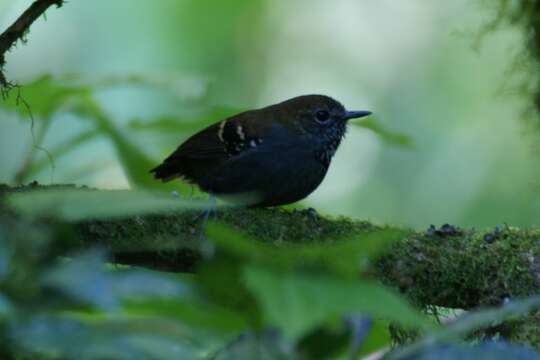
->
(315, 110), (330, 123)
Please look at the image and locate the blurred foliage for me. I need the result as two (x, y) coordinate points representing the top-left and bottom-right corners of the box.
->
(0, 75), (180, 190)
(397, 341), (540, 360)
(1, 187), (540, 358)
(481, 0), (540, 127)
(0, 187), (429, 359)
(394, 295), (540, 358)
(7, 187), (207, 221)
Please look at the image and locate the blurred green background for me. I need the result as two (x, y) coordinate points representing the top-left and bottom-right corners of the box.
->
(1, 0), (539, 229)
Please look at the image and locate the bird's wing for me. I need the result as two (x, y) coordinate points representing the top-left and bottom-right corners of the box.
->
(174, 121), (228, 159)
(150, 110), (274, 183)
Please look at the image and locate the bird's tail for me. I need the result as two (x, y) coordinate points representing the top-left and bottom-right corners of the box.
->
(149, 162), (180, 182)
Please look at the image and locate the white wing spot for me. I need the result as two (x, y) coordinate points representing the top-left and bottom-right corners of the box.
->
(237, 125), (245, 140)
(218, 120), (227, 142)
(249, 140), (257, 148)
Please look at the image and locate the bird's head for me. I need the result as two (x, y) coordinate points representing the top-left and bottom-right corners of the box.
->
(267, 94), (371, 166)
(275, 94), (371, 137)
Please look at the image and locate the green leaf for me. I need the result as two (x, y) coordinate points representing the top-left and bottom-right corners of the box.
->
(393, 342), (540, 360)
(2, 75), (192, 191)
(0, 293), (14, 319)
(6, 188), (207, 221)
(206, 222), (407, 276)
(393, 295), (540, 359)
(124, 298), (248, 334)
(75, 73), (209, 99)
(296, 319), (391, 359)
(243, 266), (432, 340)
(43, 250), (192, 310)
(211, 331), (298, 360)
(0, 75), (91, 119)
(358, 320), (392, 357)
(296, 323), (350, 359)
(11, 315), (200, 360)
(0, 234), (11, 281)
(0, 74), (207, 121)
(352, 118), (414, 148)
(71, 97), (194, 192)
(196, 256), (262, 329)
(68, 96), (177, 190)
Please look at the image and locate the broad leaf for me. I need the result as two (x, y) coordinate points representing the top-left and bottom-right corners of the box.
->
(393, 295), (540, 359)
(124, 298), (248, 334)
(43, 250), (192, 310)
(206, 222), (407, 276)
(211, 331), (298, 360)
(243, 265), (432, 340)
(11, 315), (200, 360)
(6, 188), (207, 221)
(68, 96), (180, 190)
(0, 75), (90, 119)
(393, 342), (540, 360)
(1, 75), (192, 191)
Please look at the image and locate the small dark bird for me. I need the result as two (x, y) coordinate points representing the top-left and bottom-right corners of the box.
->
(151, 95), (371, 206)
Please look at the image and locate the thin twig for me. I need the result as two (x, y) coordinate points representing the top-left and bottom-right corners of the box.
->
(0, 0), (64, 88)
(13, 87), (56, 184)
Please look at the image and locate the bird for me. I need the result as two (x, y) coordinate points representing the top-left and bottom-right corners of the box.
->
(151, 95), (371, 207)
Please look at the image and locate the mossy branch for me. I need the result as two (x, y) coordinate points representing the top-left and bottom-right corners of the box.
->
(76, 207), (540, 347)
(3, 184), (539, 311)
(71, 202), (540, 311)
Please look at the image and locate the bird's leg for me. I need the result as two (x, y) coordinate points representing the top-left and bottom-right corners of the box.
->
(198, 194), (216, 257)
(192, 193), (217, 221)
(200, 194), (217, 230)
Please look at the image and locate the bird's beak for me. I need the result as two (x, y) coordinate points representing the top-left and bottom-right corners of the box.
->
(343, 110), (372, 121)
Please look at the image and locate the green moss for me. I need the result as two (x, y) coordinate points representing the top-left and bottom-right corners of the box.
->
(376, 225), (540, 309)
(507, 311), (540, 349)
(76, 206), (382, 272)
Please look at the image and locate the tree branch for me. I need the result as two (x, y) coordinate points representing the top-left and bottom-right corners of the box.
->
(75, 209), (540, 347)
(3, 184), (539, 311)
(73, 208), (540, 310)
(0, 0), (65, 89)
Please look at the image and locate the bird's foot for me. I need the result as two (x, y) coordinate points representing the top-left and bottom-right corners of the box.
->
(293, 207), (319, 221)
(197, 194), (217, 258)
